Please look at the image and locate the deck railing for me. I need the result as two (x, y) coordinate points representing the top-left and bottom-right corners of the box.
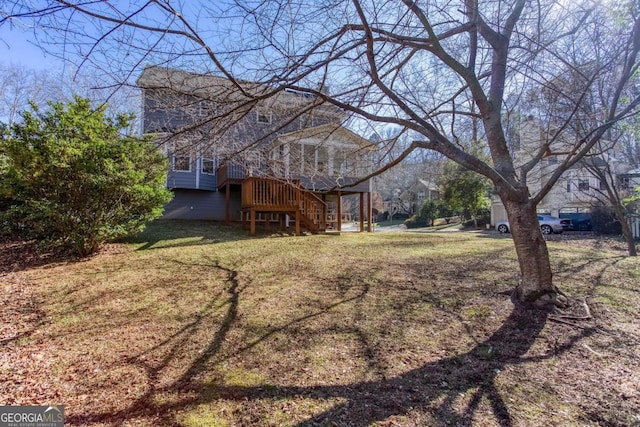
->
(298, 187), (327, 230)
(241, 177), (299, 210)
(217, 161), (246, 188)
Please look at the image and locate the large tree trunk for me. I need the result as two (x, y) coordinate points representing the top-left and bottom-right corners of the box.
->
(503, 199), (558, 306)
(611, 202), (638, 257)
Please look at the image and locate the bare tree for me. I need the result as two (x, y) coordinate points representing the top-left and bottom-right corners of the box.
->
(373, 129), (444, 220)
(514, 3), (640, 256)
(581, 149), (638, 256)
(0, 63), (62, 124)
(3, 0), (640, 306)
(0, 62), (141, 130)
(617, 117), (640, 169)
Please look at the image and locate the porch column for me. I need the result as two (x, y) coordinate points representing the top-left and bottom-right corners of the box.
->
(284, 143), (291, 178)
(295, 210), (301, 236)
(337, 191), (342, 231)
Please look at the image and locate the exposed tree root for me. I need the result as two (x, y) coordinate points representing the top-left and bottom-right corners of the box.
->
(510, 285), (595, 319)
(552, 297), (593, 320)
(582, 344), (604, 357)
(548, 316), (592, 329)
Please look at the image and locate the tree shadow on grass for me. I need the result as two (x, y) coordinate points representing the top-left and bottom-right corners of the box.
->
(200, 306), (594, 426)
(64, 291), (595, 426)
(57, 243), (599, 426)
(63, 257), (244, 427)
(62, 257), (374, 426)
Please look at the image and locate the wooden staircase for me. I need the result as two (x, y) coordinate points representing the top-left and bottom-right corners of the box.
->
(241, 177), (327, 235)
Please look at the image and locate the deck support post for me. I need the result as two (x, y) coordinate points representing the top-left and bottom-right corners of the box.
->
(367, 191), (372, 232)
(359, 192), (365, 232)
(337, 192), (342, 231)
(250, 209), (256, 236)
(225, 184), (231, 225)
(295, 210), (301, 236)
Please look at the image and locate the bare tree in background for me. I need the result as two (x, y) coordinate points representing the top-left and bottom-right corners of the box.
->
(0, 63), (63, 124)
(514, 6), (640, 257)
(3, 0), (640, 306)
(617, 117), (640, 169)
(371, 126), (445, 219)
(0, 62), (141, 130)
(580, 147), (638, 257)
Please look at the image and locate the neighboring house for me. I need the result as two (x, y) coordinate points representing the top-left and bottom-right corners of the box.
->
(491, 117), (640, 227)
(411, 178), (440, 207)
(137, 66), (376, 234)
(381, 179), (440, 219)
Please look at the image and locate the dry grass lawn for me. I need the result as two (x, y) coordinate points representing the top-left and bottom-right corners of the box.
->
(1, 221), (639, 426)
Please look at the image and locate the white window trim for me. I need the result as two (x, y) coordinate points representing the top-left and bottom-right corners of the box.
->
(172, 154), (192, 172)
(577, 179), (590, 192)
(201, 156), (219, 175)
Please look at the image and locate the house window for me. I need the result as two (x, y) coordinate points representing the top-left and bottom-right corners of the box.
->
(418, 190), (425, 200)
(578, 180), (590, 191)
(290, 143), (302, 174)
(256, 110), (271, 124)
(245, 150), (262, 170)
(566, 181), (571, 193)
(173, 155), (191, 172)
(298, 113), (310, 129)
(547, 155), (558, 164)
(170, 141), (192, 172)
(198, 101), (212, 117)
(202, 158), (215, 174)
(619, 176), (630, 189)
(333, 151), (345, 175)
(343, 158), (356, 175)
(599, 180), (607, 191)
(317, 146), (328, 174)
(303, 144), (316, 174)
(201, 148), (217, 175)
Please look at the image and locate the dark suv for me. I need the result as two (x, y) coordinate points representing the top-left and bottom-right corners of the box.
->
(559, 211), (592, 231)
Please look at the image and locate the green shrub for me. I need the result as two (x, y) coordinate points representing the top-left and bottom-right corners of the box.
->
(0, 97), (173, 255)
(462, 209), (491, 228)
(590, 205), (622, 235)
(404, 199), (441, 228)
(404, 215), (428, 228)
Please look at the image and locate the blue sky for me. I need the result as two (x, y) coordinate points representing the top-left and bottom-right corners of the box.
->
(0, 24), (57, 70)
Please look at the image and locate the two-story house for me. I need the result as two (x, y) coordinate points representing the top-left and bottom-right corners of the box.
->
(137, 66), (376, 235)
(491, 116), (640, 230)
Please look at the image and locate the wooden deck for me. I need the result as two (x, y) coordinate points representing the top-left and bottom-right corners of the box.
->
(217, 162), (245, 189)
(241, 177), (327, 235)
(216, 162), (372, 235)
